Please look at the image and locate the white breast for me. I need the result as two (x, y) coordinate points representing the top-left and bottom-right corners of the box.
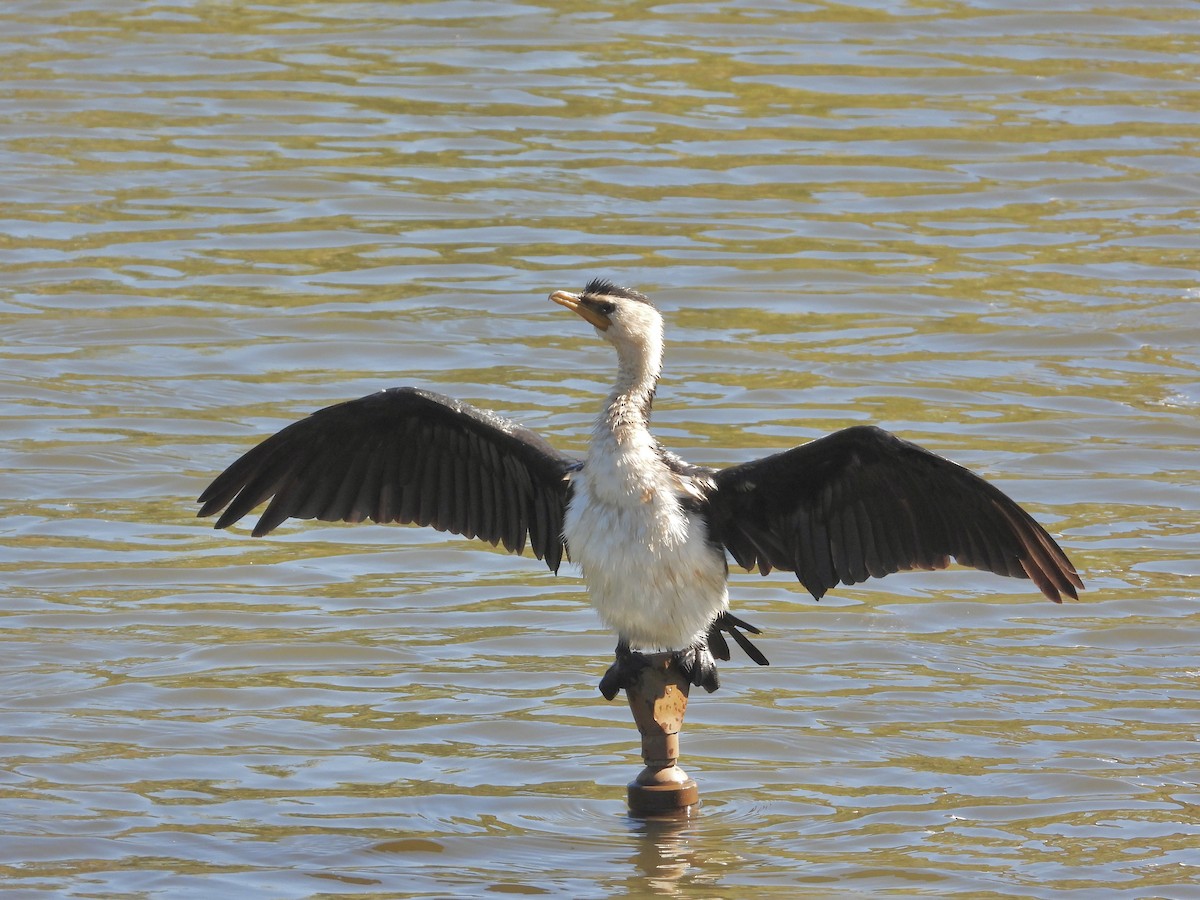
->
(563, 443), (729, 651)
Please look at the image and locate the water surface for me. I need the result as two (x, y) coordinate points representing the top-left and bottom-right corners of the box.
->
(2, 2), (1198, 897)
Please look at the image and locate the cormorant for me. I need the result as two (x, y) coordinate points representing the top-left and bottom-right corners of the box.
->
(198, 279), (1083, 697)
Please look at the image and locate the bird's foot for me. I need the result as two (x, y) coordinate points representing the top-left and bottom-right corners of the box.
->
(599, 639), (724, 700)
(599, 642), (647, 701)
(672, 642), (720, 694)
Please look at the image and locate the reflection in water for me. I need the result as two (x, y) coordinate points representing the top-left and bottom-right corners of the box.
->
(2, 1), (1198, 897)
(625, 814), (708, 896)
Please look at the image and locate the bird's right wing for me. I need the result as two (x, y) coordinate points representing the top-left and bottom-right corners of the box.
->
(197, 387), (578, 572)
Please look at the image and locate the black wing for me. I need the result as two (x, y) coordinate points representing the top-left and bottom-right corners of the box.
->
(707, 425), (1083, 603)
(197, 387), (578, 572)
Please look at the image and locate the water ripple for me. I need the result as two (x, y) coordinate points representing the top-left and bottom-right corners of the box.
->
(2, 1), (1198, 897)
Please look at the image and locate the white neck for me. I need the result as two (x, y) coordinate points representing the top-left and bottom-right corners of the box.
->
(601, 352), (659, 442)
(586, 334), (664, 499)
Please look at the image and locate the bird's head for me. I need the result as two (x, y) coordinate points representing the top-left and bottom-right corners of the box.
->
(550, 278), (663, 369)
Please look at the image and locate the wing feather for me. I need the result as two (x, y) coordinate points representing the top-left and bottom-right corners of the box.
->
(707, 425), (1082, 603)
(198, 387), (577, 571)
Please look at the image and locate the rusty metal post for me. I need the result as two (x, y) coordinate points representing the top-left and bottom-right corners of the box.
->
(623, 651), (699, 816)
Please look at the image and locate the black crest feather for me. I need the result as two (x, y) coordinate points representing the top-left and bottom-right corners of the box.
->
(582, 277), (652, 305)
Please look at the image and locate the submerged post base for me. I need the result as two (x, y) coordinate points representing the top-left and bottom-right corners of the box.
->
(627, 765), (699, 816)
(623, 651), (699, 816)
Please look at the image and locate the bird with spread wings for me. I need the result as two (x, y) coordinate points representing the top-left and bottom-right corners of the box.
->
(199, 279), (1083, 697)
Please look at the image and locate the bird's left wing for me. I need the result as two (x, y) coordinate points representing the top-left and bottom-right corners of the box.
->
(705, 425), (1082, 603)
(197, 387), (578, 572)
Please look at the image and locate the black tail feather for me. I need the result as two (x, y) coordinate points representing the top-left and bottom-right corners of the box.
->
(707, 612), (769, 667)
(708, 624), (731, 661)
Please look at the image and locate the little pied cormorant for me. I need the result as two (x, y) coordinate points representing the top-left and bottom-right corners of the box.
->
(198, 279), (1083, 697)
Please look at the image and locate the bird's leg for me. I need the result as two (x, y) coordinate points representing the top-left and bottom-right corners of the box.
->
(671, 641), (720, 694)
(599, 640), (649, 701)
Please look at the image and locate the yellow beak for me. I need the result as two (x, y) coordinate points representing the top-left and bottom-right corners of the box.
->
(550, 290), (610, 331)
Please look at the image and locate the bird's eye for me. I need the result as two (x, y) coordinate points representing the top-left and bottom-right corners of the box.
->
(598, 301), (616, 315)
